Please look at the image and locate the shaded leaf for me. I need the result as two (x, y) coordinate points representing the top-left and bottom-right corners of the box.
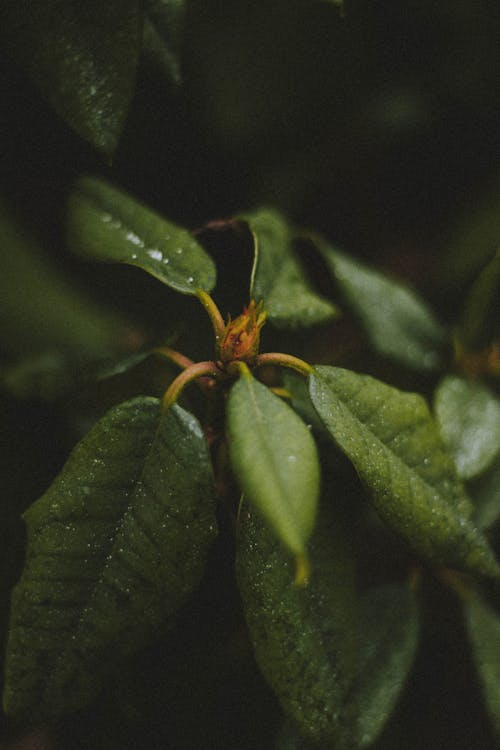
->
(0, 202), (129, 359)
(144, 0), (185, 86)
(243, 209), (338, 328)
(282, 370), (327, 435)
(440, 178), (500, 293)
(67, 176), (216, 294)
(237, 502), (357, 748)
(353, 583), (419, 748)
(457, 248), (500, 352)
(464, 593), (500, 738)
(309, 366), (500, 578)
(434, 376), (500, 480)
(470, 458), (500, 531)
(3, 398), (217, 720)
(227, 371), (320, 560)
(0, 1), (142, 157)
(312, 237), (447, 371)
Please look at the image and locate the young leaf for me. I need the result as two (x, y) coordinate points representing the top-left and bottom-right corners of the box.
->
(3, 397), (217, 721)
(353, 583), (420, 748)
(309, 366), (500, 579)
(227, 371), (320, 561)
(0, 2), (142, 157)
(434, 375), (500, 480)
(464, 593), (500, 738)
(311, 237), (447, 371)
(242, 209), (338, 328)
(237, 502), (357, 748)
(67, 176), (216, 294)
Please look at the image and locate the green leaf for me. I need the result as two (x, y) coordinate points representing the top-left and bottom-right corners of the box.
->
(312, 237), (447, 371)
(144, 0), (185, 86)
(464, 593), (500, 738)
(236, 502), (357, 748)
(309, 366), (500, 578)
(457, 248), (500, 352)
(243, 209), (338, 328)
(67, 176), (216, 295)
(3, 397), (217, 720)
(0, 1), (142, 157)
(0, 202), (129, 359)
(227, 371), (320, 560)
(353, 583), (419, 748)
(434, 376), (500, 480)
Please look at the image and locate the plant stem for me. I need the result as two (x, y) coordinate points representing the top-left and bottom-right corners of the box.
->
(154, 346), (195, 370)
(196, 289), (226, 344)
(162, 361), (219, 411)
(255, 353), (313, 377)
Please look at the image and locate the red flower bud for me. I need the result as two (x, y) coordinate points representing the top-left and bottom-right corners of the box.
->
(218, 300), (267, 364)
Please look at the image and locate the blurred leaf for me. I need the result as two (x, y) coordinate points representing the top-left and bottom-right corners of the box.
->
(457, 249), (500, 352)
(309, 366), (500, 578)
(464, 593), (500, 738)
(434, 376), (500, 480)
(311, 236), (447, 371)
(67, 176), (216, 294)
(2, 349), (153, 401)
(353, 583), (420, 748)
(227, 371), (319, 561)
(237, 502), (357, 748)
(3, 398), (217, 720)
(470, 458), (500, 531)
(0, 1), (142, 157)
(0, 202), (129, 359)
(242, 209), (338, 328)
(144, 0), (185, 86)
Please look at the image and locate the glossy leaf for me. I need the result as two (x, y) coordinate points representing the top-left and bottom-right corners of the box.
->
(144, 0), (185, 86)
(67, 176), (216, 294)
(0, 202), (128, 359)
(309, 366), (500, 578)
(457, 248), (500, 352)
(237, 503), (357, 748)
(312, 237), (447, 371)
(434, 375), (500, 480)
(3, 398), (217, 720)
(243, 209), (338, 328)
(464, 593), (500, 738)
(227, 371), (320, 559)
(0, 1), (142, 157)
(353, 583), (420, 748)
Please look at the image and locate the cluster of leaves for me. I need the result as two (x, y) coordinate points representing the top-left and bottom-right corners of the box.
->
(2, 2), (500, 749)
(1, 173), (499, 749)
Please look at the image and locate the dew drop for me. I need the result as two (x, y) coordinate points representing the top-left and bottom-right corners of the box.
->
(147, 249), (163, 261)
